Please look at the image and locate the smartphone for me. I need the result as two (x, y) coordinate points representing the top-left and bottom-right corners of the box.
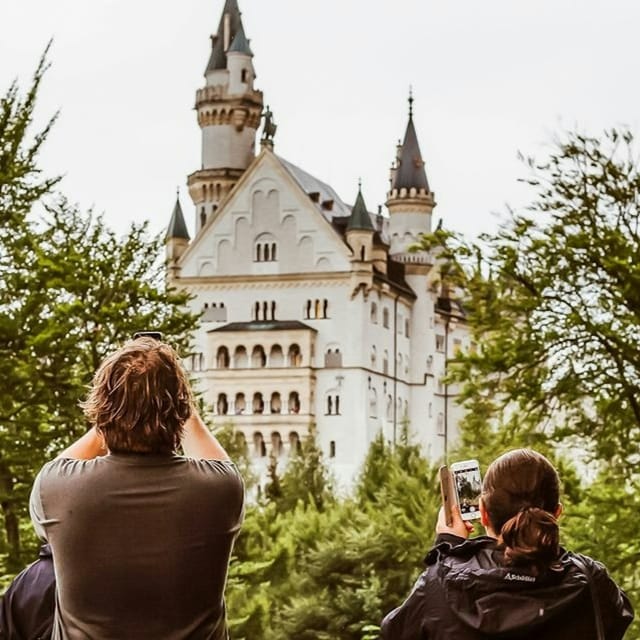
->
(439, 465), (454, 527)
(449, 459), (482, 521)
(133, 331), (163, 341)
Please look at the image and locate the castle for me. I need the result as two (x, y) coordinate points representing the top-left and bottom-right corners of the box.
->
(165, 0), (469, 486)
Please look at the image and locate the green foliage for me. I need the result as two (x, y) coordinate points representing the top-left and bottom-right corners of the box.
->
(225, 433), (440, 640)
(0, 54), (198, 573)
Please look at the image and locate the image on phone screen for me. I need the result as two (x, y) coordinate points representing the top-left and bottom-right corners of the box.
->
(452, 464), (482, 518)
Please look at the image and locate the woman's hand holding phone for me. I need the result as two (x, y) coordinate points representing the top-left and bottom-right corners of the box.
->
(436, 504), (474, 539)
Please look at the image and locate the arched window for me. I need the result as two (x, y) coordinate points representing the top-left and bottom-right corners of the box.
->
(241, 69), (248, 83)
(405, 319), (410, 337)
(288, 391), (300, 414)
(305, 300), (312, 319)
(383, 350), (389, 375)
(254, 301), (260, 321)
(253, 392), (264, 414)
(255, 244), (262, 262)
(235, 393), (246, 414)
(323, 299), (328, 319)
(200, 209), (206, 229)
(329, 441), (336, 458)
(289, 432), (301, 456)
(369, 388), (378, 418)
(360, 246), (366, 261)
(216, 346), (230, 369)
(370, 302), (378, 323)
(271, 301), (276, 320)
(335, 395), (340, 414)
(264, 244), (270, 261)
(269, 344), (284, 367)
(270, 392), (282, 414)
(383, 308), (390, 328)
(251, 345), (267, 368)
(386, 395), (393, 420)
(428, 402), (433, 418)
(198, 353), (205, 371)
(234, 345), (248, 368)
(262, 301), (268, 321)
(271, 243), (277, 261)
(314, 299), (321, 318)
(426, 355), (433, 372)
(253, 432), (266, 457)
(371, 346), (377, 369)
(271, 432), (283, 457)
(326, 395), (333, 415)
(288, 344), (302, 367)
(216, 393), (228, 416)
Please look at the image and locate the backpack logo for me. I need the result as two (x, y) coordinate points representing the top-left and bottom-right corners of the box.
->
(504, 572), (535, 583)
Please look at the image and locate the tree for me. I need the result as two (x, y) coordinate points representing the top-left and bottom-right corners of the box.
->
(0, 57), (198, 572)
(415, 129), (640, 474)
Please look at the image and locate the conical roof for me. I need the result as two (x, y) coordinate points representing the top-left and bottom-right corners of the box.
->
(205, 0), (246, 73)
(347, 187), (375, 232)
(229, 22), (253, 56)
(166, 196), (190, 241)
(392, 115), (430, 192)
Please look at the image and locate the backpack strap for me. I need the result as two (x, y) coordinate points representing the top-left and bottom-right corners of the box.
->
(571, 554), (605, 640)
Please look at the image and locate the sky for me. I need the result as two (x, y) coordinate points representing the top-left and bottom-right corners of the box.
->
(2, 0), (639, 240)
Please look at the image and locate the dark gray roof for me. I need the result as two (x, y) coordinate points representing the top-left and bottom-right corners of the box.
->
(205, 0), (245, 74)
(392, 116), (430, 192)
(346, 188), (375, 232)
(209, 320), (316, 333)
(166, 197), (190, 241)
(228, 22), (253, 56)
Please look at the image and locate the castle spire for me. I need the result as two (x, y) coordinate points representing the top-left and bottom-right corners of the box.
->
(205, 0), (244, 74)
(347, 185), (375, 232)
(391, 92), (429, 192)
(166, 192), (190, 241)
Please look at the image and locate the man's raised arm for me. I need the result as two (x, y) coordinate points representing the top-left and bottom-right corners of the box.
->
(180, 409), (230, 461)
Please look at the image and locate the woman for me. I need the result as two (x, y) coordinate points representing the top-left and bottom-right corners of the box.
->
(381, 449), (634, 639)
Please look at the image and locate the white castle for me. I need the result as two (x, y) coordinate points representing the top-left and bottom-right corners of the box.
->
(165, 0), (470, 487)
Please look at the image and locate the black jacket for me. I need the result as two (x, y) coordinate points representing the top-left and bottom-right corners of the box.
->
(381, 535), (634, 640)
(0, 545), (55, 640)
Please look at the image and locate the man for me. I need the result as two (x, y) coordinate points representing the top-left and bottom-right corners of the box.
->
(29, 337), (243, 639)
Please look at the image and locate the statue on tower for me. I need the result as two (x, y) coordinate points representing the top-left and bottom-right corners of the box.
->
(260, 105), (277, 148)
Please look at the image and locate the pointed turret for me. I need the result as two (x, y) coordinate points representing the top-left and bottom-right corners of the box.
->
(188, 0), (263, 234)
(165, 193), (190, 280)
(166, 196), (190, 241)
(391, 105), (430, 192)
(205, 0), (243, 74)
(386, 91), (436, 261)
(228, 22), (253, 56)
(347, 187), (375, 232)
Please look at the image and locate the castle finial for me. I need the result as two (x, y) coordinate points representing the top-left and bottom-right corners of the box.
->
(358, 177), (362, 190)
(176, 186), (180, 198)
(408, 85), (414, 119)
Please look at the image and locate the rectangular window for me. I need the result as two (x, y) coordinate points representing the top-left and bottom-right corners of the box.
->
(435, 334), (445, 352)
(453, 338), (462, 355)
(405, 319), (410, 337)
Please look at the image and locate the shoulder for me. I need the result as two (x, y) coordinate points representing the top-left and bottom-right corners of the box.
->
(183, 459), (244, 492)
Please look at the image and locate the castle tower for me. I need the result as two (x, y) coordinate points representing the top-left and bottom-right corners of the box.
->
(187, 0), (264, 233)
(165, 193), (190, 279)
(386, 93), (436, 259)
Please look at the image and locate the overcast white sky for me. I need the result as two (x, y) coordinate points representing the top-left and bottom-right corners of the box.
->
(2, 0), (639, 240)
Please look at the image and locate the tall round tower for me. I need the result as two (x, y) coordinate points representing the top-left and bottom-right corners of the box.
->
(187, 0), (264, 233)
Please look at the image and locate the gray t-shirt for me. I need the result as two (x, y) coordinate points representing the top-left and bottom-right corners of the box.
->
(30, 453), (244, 640)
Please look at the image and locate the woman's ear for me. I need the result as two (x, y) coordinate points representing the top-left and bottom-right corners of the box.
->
(479, 497), (490, 528)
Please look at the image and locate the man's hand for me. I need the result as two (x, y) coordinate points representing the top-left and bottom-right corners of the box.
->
(436, 504), (474, 539)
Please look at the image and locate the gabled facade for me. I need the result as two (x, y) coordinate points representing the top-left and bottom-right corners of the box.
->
(166, 1), (471, 487)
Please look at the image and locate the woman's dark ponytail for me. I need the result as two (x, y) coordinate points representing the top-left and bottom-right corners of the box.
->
(500, 506), (560, 568)
(482, 449), (561, 570)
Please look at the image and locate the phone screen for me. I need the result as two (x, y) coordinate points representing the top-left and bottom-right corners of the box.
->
(452, 463), (482, 519)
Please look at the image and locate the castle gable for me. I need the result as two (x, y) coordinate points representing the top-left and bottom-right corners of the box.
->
(179, 150), (353, 278)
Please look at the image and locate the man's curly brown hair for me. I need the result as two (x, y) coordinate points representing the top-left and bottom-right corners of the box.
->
(82, 337), (193, 454)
